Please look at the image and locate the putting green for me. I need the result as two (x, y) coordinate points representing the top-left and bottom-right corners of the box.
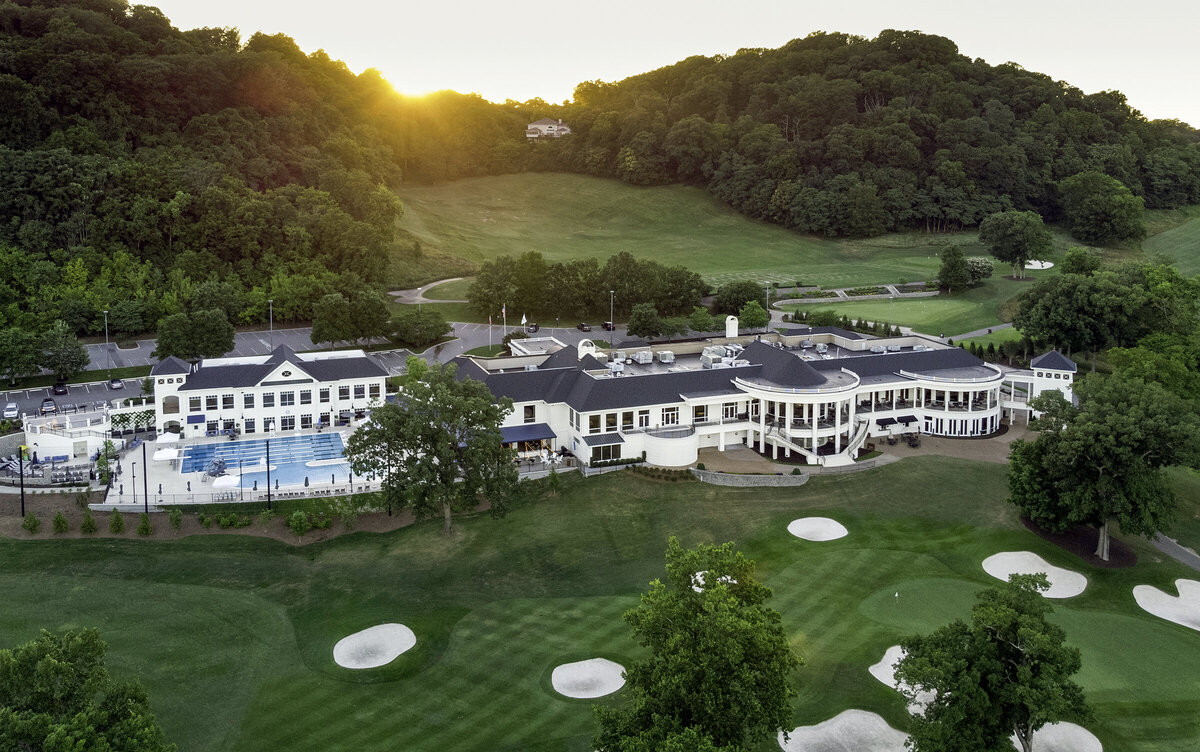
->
(858, 578), (979, 634)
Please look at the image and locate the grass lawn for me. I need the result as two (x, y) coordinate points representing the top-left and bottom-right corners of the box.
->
(464, 344), (505, 356)
(395, 174), (976, 287)
(957, 327), (1026, 348)
(2, 457), (1198, 751)
(1143, 205), (1200, 276)
(423, 277), (473, 299)
(786, 273), (1051, 337)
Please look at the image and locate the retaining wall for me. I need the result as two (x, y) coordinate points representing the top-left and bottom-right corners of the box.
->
(690, 468), (810, 487)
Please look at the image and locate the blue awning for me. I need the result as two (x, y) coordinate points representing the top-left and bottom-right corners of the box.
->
(186, 415), (206, 424)
(501, 423), (556, 444)
(582, 432), (624, 447)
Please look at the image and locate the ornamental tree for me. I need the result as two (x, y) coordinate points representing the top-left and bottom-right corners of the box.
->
(896, 574), (1090, 752)
(39, 319), (89, 383)
(344, 356), (517, 533)
(594, 538), (800, 751)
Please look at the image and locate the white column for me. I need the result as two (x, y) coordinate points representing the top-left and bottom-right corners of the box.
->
(834, 398), (842, 453)
(758, 399), (766, 452)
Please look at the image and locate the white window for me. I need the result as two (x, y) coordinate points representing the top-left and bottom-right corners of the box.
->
(638, 410), (650, 428)
(300, 390), (312, 405)
(339, 386), (350, 400)
(280, 391), (295, 407)
(222, 393), (234, 410)
(319, 388), (330, 403)
(244, 419), (256, 434)
(189, 396), (201, 413)
(262, 393), (275, 408)
(244, 394), (254, 409)
(723, 402), (737, 419)
(662, 407), (679, 426)
(280, 416), (296, 431)
(523, 405), (536, 424)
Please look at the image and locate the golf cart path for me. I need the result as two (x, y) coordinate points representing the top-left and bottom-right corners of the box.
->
(390, 278), (467, 304)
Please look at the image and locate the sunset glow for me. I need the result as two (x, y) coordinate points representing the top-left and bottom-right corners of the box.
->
(152, 0), (1200, 125)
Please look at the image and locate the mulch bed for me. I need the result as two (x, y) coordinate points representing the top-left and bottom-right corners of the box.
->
(1020, 516), (1137, 569)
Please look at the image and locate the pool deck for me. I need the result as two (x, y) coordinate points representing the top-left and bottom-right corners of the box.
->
(105, 425), (376, 507)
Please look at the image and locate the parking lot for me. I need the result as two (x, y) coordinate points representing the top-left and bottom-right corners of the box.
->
(1, 378), (138, 422)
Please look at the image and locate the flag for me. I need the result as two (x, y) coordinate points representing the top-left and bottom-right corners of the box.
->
(501, 303), (506, 317)
(488, 315), (492, 326)
(521, 313), (527, 325)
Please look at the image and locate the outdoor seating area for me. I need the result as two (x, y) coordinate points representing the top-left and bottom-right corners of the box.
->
(885, 433), (921, 448)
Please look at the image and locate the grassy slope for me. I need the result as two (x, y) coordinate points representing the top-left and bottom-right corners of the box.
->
(395, 174), (962, 287)
(1143, 205), (1200, 276)
(2, 458), (1198, 752)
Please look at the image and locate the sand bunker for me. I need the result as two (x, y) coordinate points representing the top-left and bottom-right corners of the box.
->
(1011, 722), (1102, 752)
(982, 552), (1087, 598)
(778, 709), (907, 752)
(1025, 260), (1055, 270)
(868, 645), (936, 714)
(332, 623), (416, 669)
(1133, 578), (1200, 632)
(787, 517), (848, 541)
(692, 570), (737, 593)
(551, 658), (625, 699)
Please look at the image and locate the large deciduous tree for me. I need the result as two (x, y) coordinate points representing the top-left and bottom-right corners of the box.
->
(152, 308), (235, 361)
(594, 538), (800, 752)
(0, 628), (176, 752)
(896, 574), (1090, 752)
(626, 303), (663, 340)
(311, 293), (356, 349)
(1058, 170), (1146, 244)
(1007, 374), (1200, 560)
(344, 357), (517, 533)
(713, 280), (765, 315)
(39, 319), (90, 382)
(0, 327), (41, 385)
(936, 244), (969, 293)
(737, 299), (770, 330)
(978, 210), (1052, 279)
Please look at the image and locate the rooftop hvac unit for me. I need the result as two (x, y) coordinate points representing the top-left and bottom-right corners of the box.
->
(731, 359), (750, 367)
(524, 364), (538, 371)
(657, 351), (675, 363)
(913, 345), (928, 352)
(710, 361), (731, 369)
(612, 351), (625, 362)
(702, 345), (726, 360)
(801, 339), (814, 349)
(726, 343), (744, 356)
(886, 344), (901, 352)
(632, 351), (653, 364)
(700, 355), (717, 369)
(608, 361), (624, 373)
(815, 343), (828, 354)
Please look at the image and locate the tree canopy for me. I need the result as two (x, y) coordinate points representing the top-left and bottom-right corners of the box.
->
(0, 628), (176, 752)
(1007, 374), (1200, 559)
(594, 538), (800, 752)
(151, 308), (234, 361)
(344, 357), (518, 533)
(978, 210), (1052, 278)
(896, 574), (1090, 752)
(1059, 170), (1147, 244)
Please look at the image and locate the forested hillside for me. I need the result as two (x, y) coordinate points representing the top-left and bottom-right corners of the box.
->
(0, 0), (524, 339)
(4, 1), (1200, 343)
(530, 31), (1200, 237)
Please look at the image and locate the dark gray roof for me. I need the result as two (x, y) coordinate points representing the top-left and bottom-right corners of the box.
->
(151, 356), (190, 375)
(177, 345), (386, 391)
(500, 423), (556, 443)
(1031, 350), (1077, 372)
(739, 341), (826, 388)
(582, 432), (624, 446)
(812, 346), (989, 383)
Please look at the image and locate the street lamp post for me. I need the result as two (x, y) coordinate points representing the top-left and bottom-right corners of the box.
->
(267, 299), (274, 350)
(18, 451), (25, 517)
(102, 309), (109, 379)
(142, 441), (148, 514)
(131, 461), (137, 506)
(609, 290), (614, 348)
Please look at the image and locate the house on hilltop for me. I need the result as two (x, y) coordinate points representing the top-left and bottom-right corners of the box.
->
(526, 118), (571, 139)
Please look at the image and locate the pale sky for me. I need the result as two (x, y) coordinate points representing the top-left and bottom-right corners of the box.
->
(152, 0), (1200, 127)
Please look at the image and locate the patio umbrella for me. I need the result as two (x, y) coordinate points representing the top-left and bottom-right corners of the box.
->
(152, 448), (180, 462)
(212, 475), (239, 489)
(157, 433), (179, 444)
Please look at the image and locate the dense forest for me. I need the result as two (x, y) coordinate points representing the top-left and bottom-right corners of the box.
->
(3, 0), (1200, 345)
(529, 30), (1200, 237)
(0, 0), (522, 339)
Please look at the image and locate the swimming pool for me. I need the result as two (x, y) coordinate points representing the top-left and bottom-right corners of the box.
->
(182, 433), (353, 488)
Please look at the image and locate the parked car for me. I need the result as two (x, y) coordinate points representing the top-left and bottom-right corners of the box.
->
(602, 321), (615, 331)
(108, 378), (124, 389)
(2, 402), (17, 419)
(525, 323), (540, 334)
(40, 398), (57, 415)
(576, 322), (592, 332)
(51, 382), (68, 395)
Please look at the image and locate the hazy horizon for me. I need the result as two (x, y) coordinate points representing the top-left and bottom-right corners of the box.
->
(151, 0), (1198, 127)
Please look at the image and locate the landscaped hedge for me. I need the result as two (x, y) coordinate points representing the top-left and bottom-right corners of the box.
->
(589, 457), (645, 469)
(628, 465), (696, 482)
